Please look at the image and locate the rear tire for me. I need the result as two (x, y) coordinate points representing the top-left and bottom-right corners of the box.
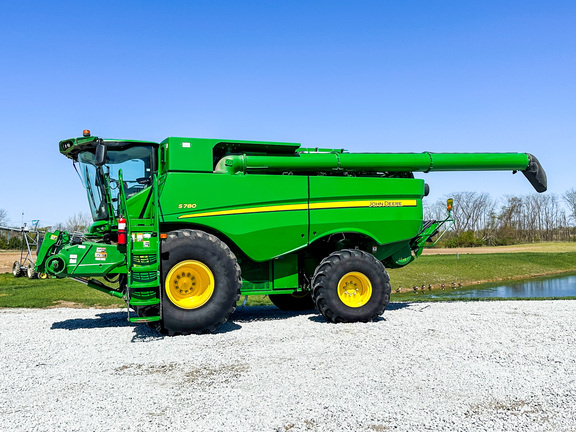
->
(269, 292), (315, 311)
(12, 262), (22, 278)
(312, 249), (391, 323)
(161, 229), (241, 335)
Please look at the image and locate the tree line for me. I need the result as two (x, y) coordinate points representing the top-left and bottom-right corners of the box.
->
(425, 188), (576, 246)
(0, 211), (92, 250)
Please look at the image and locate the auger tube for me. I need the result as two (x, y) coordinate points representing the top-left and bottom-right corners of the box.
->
(214, 151), (547, 192)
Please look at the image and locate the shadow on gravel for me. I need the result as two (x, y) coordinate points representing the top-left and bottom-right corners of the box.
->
(307, 314), (387, 323)
(130, 324), (166, 342)
(50, 310), (244, 341)
(230, 305), (315, 323)
(387, 302), (412, 311)
(51, 311), (129, 330)
(303, 302), (411, 323)
(51, 304), (414, 339)
(215, 320), (243, 332)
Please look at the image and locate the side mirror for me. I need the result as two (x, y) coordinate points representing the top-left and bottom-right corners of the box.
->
(447, 198), (453, 212)
(95, 143), (107, 167)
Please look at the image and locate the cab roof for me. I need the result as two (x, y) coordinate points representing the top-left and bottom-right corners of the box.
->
(59, 136), (159, 161)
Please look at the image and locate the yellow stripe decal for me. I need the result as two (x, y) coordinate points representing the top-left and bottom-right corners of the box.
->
(178, 203), (308, 219)
(178, 200), (417, 219)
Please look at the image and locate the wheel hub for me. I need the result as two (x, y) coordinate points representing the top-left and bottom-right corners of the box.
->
(337, 272), (372, 307)
(166, 260), (215, 309)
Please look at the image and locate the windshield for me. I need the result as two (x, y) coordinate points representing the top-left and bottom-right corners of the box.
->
(78, 152), (108, 221)
(77, 145), (154, 221)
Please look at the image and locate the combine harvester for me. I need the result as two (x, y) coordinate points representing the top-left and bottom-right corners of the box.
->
(35, 131), (547, 334)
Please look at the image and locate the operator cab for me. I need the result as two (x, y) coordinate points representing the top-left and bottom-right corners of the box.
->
(60, 132), (159, 222)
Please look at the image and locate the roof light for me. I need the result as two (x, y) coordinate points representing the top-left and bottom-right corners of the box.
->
(83, 130), (91, 137)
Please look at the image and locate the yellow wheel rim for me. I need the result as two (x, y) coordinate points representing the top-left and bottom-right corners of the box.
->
(39, 273), (48, 280)
(165, 260), (215, 309)
(337, 271), (372, 307)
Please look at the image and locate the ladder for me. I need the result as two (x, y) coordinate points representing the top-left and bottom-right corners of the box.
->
(119, 174), (162, 323)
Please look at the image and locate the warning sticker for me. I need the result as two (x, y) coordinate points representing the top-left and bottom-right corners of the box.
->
(143, 241), (150, 248)
(95, 252), (107, 261)
(50, 235), (58, 241)
(136, 233), (143, 242)
(96, 247), (106, 253)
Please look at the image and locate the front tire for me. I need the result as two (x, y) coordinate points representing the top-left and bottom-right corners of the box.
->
(27, 265), (37, 279)
(312, 249), (391, 323)
(161, 229), (241, 335)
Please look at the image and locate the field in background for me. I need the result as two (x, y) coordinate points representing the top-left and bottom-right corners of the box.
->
(0, 251), (24, 274)
(1, 245), (575, 308)
(424, 242), (576, 255)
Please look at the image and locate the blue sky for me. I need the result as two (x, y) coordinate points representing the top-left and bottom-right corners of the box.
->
(1, 1), (574, 226)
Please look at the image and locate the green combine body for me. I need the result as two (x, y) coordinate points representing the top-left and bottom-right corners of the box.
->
(35, 132), (547, 334)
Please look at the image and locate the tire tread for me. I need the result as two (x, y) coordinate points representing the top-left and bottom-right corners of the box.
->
(312, 249), (391, 323)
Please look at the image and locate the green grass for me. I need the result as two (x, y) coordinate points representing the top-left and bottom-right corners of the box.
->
(388, 252), (576, 288)
(1, 251), (574, 308)
(0, 274), (124, 308)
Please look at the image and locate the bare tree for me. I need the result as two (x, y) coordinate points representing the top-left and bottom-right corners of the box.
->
(64, 212), (92, 233)
(0, 209), (8, 226)
(429, 190), (573, 246)
(563, 188), (576, 225)
(423, 199), (449, 221)
(450, 192), (495, 234)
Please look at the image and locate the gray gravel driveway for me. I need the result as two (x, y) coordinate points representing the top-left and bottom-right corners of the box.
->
(1, 301), (575, 431)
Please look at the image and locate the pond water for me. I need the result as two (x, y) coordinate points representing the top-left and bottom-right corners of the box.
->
(426, 274), (576, 300)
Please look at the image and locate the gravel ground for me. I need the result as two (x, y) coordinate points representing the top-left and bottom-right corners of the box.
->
(1, 301), (575, 432)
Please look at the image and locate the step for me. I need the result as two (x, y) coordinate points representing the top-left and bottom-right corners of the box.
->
(129, 297), (160, 306)
(130, 264), (158, 273)
(130, 217), (155, 224)
(131, 240), (159, 254)
(129, 316), (161, 323)
(131, 254), (158, 265)
(128, 288), (160, 307)
(129, 282), (160, 290)
(130, 220), (156, 231)
(131, 247), (158, 255)
(130, 270), (159, 282)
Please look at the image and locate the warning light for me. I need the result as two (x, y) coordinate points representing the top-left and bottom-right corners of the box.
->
(447, 198), (453, 212)
(83, 130), (91, 137)
(160, 233), (167, 239)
